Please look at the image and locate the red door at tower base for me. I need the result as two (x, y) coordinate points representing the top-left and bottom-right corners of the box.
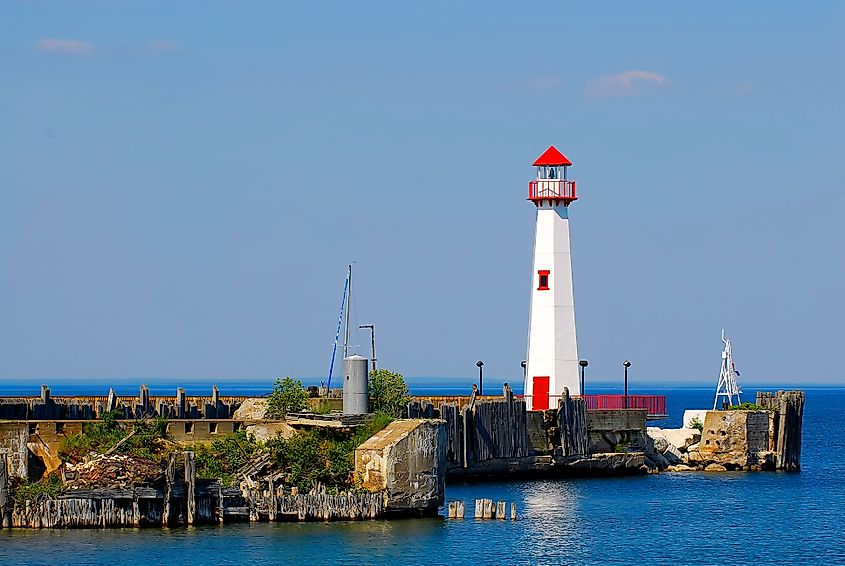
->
(533, 376), (550, 410)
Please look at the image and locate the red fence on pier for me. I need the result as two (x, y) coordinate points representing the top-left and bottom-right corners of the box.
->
(582, 394), (666, 418)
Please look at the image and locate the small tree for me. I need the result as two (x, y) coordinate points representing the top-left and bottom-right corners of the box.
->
(369, 368), (410, 418)
(688, 416), (704, 432)
(267, 377), (309, 418)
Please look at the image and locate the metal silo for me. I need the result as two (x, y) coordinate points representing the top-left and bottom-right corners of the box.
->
(343, 355), (369, 415)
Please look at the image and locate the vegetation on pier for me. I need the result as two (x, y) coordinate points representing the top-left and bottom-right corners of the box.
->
(728, 402), (769, 411)
(369, 368), (410, 418)
(10, 473), (62, 506)
(194, 429), (262, 485)
(59, 410), (169, 462)
(266, 376), (310, 417)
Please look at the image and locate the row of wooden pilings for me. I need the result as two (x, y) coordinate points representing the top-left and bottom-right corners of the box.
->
(446, 499), (517, 520)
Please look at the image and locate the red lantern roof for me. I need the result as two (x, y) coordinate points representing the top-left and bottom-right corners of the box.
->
(532, 146), (572, 167)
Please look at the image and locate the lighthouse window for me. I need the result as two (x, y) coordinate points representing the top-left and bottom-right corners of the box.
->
(538, 270), (550, 291)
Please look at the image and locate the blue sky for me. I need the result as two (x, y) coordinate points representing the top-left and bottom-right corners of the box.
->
(1, 2), (843, 386)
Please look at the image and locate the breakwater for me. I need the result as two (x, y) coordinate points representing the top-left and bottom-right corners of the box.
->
(0, 385), (245, 420)
(0, 451), (383, 528)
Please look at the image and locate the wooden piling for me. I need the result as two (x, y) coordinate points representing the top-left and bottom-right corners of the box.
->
(496, 501), (506, 519)
(510, 502), (517, 520)
(268, 478), (277, 522)
(456, 500), (465, 519)
(184, 451), (196, 525)
(482, 499), (494, 519)
(448, 501), (457, 519)
(474, 499), (483, 519)
(0, 457), (10, 528)
(162, 453), (176, 526)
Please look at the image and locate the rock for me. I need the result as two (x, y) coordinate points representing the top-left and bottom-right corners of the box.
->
(647, 428), (670, 452)
(245, 422), (296, 442)
(662, 443), (683, 465)
(661, 428), (701, 452)
(232, 398), (268, 420)
(646, 450), (669, 470)
(704, 463), (727, 472)
(667, 464), (694, 472)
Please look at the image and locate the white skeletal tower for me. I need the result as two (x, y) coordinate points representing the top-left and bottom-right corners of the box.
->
(713, 329), (742, 410)
(524, 146), (580, 410)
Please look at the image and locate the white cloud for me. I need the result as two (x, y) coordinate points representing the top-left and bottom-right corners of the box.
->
(586, 70), (671, 99)
(35, 38), (95, 55)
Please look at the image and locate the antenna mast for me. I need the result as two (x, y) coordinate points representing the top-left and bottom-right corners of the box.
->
(343, 264), (352, 359)
(713, 329), (743, 410)
(326, 266), (351, 389)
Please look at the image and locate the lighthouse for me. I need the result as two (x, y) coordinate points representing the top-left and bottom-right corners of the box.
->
(524, 146), (580, 411)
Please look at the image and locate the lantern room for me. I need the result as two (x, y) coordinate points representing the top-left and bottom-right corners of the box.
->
(528, 145), (577, 206)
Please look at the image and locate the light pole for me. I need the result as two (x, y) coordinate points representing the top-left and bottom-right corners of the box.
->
(358, 324), (377, 372)
(521, 360), (527, 382)
(476, 360), (484, 396)
(623, 360), (631, 409)
(579, 359), (589, 396)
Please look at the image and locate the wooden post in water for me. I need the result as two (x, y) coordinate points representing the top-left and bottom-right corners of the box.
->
(496, 501), (506, 519)
(482, 499), (494, 519)
(456, 500), (465, 519)
(510, 502), (517, 520)
(0, 457), (10, 528)
(217, 484), (225, 524)
(448, 501), (457, 519)
(268, 478), (277, 522)
(184, 451), (196, 525)
(474, 499), (483, 519)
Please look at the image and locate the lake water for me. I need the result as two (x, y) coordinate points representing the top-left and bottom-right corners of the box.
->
(1, 385), (843, 565)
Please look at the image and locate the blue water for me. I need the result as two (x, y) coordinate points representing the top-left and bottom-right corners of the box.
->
(1, 386), (843, 565)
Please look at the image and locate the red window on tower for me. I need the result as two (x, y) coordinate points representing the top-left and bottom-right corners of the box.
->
(537, 270), (550, 291)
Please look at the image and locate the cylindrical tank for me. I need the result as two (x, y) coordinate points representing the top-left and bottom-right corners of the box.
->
(343, 355), (369, 415)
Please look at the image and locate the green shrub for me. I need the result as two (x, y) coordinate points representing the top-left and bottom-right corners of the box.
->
(267, 377), (310, 418)
(194, 430), (261, 485)
(11, 473), (62, 506)
(59, 411), (169, 462)
(268, 412), (393, 491)
(369, 369), (410, 418)
(688, 416), (704, 432)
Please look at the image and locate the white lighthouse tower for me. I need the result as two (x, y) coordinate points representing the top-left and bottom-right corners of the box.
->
(524, 146), (580, 410)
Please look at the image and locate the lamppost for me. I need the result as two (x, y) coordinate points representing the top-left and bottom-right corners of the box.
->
(358, 324), (377, 372)
(521, 360), (527, 382)
(476, 360), (484, 396)
(579, 359), (589, 396)
(623, 360), (631, 409)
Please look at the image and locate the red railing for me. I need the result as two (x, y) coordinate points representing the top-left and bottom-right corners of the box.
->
(528, 180), (577, 201)
(582, 394), (666, 417)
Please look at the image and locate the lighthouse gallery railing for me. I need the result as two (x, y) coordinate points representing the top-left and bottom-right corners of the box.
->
(528, 180), (577, 200)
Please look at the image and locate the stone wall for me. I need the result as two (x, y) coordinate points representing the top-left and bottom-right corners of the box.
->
(689, 410), (773, 469)
(586, 409), (649, 453)
(0, 423), (30, 479)
(355, 419), (446, 515)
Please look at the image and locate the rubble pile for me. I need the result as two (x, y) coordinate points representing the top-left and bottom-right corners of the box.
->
(63, 454), (163, 490)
